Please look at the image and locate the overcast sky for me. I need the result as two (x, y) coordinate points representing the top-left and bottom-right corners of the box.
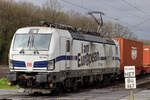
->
(15, 0), (150, 40)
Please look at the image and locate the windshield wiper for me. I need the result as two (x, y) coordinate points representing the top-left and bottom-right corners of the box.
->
(32, 36), (39, 54)
(27, 36), (31, 48)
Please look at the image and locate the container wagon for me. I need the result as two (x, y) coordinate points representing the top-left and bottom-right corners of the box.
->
(113, 38), (143, 75)
(142, 46), (150, 74)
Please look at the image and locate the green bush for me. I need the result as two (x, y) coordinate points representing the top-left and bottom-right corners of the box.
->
(0, 78), (18, 89)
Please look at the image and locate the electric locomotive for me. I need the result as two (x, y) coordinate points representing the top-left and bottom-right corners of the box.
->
(7, 22), (120, 94)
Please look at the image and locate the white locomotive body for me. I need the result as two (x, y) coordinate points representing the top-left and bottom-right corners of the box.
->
(7, 24), (120, 93)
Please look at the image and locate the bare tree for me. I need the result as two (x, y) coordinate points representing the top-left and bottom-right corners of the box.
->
(42, 0), (62, 23)
(140, 39), (150, 45)
(0, 0), (138, 65)
(101, 22), (137, 39)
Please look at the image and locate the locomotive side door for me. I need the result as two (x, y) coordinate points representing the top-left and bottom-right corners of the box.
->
(60, 37), (71, 69)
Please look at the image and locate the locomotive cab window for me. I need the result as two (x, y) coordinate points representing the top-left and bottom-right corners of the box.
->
(66, 40), (70, 52)
(13, 34), (51, 51)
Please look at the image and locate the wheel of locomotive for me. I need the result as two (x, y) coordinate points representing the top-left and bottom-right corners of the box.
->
(102, 75), (112, 87)
(63, 79), (72, 92)
(93, 75), (103, 88)
(71, 81), (79, 92)
(51, 83), (64, 96)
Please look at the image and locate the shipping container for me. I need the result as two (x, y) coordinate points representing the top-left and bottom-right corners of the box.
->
(113, 38), (143, 75)
(142, 46), (150, 73)
(143, 46), (150, 66)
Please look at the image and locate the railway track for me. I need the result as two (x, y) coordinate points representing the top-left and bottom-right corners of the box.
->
(1, 74), (150, 100)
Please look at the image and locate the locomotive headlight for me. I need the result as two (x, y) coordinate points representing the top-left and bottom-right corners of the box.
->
(47, 60), (55, 70)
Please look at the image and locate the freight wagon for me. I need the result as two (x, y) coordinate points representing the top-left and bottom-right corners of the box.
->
(7, 23), (120, 94)
(142, 46), (150, 74)
(113, 38), (143, 75)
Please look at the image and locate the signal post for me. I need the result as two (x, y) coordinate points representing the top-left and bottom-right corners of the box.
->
(124, 66), (136, 100)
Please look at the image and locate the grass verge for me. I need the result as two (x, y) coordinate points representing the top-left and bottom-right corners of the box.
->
(0, 78), (18, 89)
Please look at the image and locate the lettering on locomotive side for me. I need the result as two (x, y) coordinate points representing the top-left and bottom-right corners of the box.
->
(78, 44), (100, 67)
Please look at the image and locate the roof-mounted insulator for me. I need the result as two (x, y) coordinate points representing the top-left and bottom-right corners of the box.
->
(40, 21), (75, 31)
(39, 21), (103, 37)
(40, 21), (50, 27)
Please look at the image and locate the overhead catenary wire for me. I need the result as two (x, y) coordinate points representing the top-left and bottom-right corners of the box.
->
(120, 0), (150, 28)
(60, 0), (149, 35)
(121, 0), (146, 15)
(60, 0), (135, 28)
(61, 0), (145, 20)
(132, 18), (150, 28)
(121, 0), (150, 19)
(60, 0), (122, 22)
(61, 0), (92, 11)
